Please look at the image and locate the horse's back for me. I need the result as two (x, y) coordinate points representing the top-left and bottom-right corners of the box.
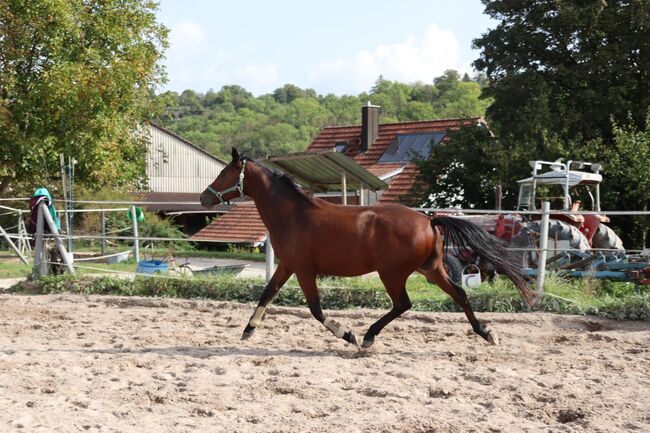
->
(294, 201), (436, 276)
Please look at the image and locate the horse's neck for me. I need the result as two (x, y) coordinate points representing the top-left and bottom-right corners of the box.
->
(246, 164), (304, 232)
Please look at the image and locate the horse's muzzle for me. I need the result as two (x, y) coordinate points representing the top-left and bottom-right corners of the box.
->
(199, 192), (213, 208)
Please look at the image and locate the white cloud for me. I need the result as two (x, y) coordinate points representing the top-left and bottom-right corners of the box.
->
(310, 24), (463, 93)
(168, 20), (207, 58)
(240, 65), (280, 88)
(163, 20), (281, 94)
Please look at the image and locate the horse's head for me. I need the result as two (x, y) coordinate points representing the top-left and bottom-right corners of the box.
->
(200, 147), (248, 208)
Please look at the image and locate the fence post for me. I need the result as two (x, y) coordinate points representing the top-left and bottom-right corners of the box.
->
(265, 231), (274, 283)
(41, 203), (75, 274)
(19, 211), (32, 256)
(33, 203), (47, 278)
(131, 206), (140, 263)
(341, 172), (347, 205)
(0, 224), (29, 264)
(101, 210), (107, 256)
(536, 201), (550, 293)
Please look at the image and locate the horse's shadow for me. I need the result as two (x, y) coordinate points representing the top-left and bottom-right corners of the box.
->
(22, 344), (380, 359)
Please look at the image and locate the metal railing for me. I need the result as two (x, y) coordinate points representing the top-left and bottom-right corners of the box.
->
(1, 197), (648, 290)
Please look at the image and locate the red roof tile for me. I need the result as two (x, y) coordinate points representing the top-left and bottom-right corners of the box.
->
(309, 117), (484, 204)
(365, 163), (404, 178)
(376, 164), (422, 205)
(191, 117), (485, 244)
(309, 118), (483, 168)
(191, 203), (267, 244)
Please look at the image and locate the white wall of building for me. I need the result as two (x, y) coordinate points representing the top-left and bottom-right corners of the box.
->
(146, 124), (226, 193)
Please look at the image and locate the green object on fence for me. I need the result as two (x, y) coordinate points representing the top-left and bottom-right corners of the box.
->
(32, 187), (61, 231)
(127, 207), (144, 222)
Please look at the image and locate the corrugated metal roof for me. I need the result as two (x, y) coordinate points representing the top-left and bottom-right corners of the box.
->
(262, 151), (386, 192)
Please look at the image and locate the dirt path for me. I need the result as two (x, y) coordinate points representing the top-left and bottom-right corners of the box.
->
(0, 294), (648, 432)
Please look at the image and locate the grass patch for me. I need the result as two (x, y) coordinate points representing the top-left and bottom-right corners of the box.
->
(0, 246), (266, 279)
(7, 272), (650, 321)
(65, 246), (267, 262)
(0, 262), (32, 278)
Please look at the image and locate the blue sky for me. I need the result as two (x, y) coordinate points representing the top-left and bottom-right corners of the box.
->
(156, 0), (496, 96)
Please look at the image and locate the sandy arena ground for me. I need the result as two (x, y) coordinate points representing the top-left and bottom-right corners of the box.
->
(0, 293), (649, 433)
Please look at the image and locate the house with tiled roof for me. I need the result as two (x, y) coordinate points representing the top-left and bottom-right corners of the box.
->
(192, 104), (486, 245)
(309, 103), (485, 205)
(191, 202), (266, 246)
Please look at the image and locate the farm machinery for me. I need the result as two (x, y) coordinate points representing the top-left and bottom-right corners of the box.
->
(445, 159), (650, 286)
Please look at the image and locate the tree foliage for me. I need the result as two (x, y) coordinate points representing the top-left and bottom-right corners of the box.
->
(475, 0), (649, 145)
(581, 114), (650, 247)
(0, 0), (168, 195)
(416, 0), (650, 213)
(413, 124), (504, 209)
(156, 71), (489, 160)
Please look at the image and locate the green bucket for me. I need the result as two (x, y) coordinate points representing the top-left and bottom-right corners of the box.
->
(127, 207), (145, 222)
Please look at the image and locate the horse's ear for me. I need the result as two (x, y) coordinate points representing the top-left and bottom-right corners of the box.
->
(231, 147), (240, 162)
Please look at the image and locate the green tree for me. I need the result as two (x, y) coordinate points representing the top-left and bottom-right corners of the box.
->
(157, 71), (492, 165)
(581, 114), (650, 248)
(416, 1), (649, 216)
(474, 0), (649, 147)
(0, 0), (168, 195)
(413, 124), (510, 209)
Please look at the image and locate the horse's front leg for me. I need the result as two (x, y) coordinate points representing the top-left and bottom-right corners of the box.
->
(296, 273), (359, 347)
(241, 264), (292, 340)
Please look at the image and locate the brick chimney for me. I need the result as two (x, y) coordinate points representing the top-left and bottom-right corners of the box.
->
(360, 102), (379, 153)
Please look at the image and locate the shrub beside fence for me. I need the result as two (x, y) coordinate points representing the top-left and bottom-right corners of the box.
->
(9, 273), (650, 321)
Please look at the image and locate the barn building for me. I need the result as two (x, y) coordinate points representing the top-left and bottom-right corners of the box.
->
(143, 123), (228, 234)
(192, 105), (486, 245)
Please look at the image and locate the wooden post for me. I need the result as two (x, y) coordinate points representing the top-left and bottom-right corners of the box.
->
(265, 231), (274, 283)
(341, 172), (347, 205)
(0, 224), (29, 264)
(41, 203), (75, 274)
(359, 184), (365, 206)
(131, 206), (140, 263)
(101, 210), (107, 256)
(536, 201), (550, 293)
(33, 203), (47, 278)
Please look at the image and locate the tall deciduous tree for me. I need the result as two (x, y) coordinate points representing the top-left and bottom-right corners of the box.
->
(0, 0), (168, 195)
(474, 0), (649, 146)
(416, 0), (649, 211)
(581, 114), (650, 247)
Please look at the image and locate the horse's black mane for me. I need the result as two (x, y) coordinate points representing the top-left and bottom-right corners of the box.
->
(242, 156), (313, 204)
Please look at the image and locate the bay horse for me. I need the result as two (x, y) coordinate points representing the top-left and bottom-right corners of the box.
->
(200, 148), (537, 348)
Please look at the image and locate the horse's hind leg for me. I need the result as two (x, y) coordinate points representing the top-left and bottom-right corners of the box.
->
(419, 266), (499, 345)
(296, 273), (359, 346)
(242, 264), (292, 340)
(362, 271), (412, 348)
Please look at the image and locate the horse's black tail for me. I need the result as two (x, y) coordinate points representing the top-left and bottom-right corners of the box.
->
(431, 216), (539, 306)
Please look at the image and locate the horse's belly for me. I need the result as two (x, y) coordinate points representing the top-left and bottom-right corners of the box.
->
(313, 237), (378, 276)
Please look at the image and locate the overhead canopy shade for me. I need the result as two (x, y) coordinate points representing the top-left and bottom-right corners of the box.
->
(517, 170), (602, 187)
(262, 151), (387, 192)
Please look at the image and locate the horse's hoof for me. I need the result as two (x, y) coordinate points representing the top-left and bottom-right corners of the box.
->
(241, 325), (256, 340)
(486, 330), (500, 346)
(343, 331), (360, 347)
(361, 334), (375, 349)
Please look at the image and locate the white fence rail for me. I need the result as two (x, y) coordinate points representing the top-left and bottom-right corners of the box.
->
(1, 197), (648, 289)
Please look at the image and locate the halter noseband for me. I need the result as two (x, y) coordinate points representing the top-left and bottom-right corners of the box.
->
(205, 160), (247, 203)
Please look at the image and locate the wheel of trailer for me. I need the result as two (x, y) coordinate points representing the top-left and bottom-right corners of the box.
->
(443, 255), (463, 285)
